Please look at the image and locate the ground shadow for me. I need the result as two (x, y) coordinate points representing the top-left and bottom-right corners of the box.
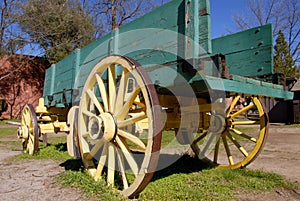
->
(151, 153), (211, 182)
(60, 159), (84, 171)
(58, 151), (212, 180)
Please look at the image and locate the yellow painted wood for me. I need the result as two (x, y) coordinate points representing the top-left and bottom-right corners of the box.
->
(35, 98), (48, 113)
(19, 104), (39, 155)
(118, 129), (146, 151)
(107, 143), (116, 186)
(192, 95), (269, 169)
(77, 55), (162, 197)
(115, 69), (129, 112)
(96, 73), (109, 112)
(108, 65), (117, 113)
(94, 143), (108, 181)
(116, 148), (129, 189)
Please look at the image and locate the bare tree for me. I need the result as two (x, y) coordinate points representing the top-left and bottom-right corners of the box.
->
(0, 0), (25, 54)
(85, 0), (168, 37)
(232, 0), (300, 63)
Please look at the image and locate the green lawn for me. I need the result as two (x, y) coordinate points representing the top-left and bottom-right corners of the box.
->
(0, 125), (299, 200)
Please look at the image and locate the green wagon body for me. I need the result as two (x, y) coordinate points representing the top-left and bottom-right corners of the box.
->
(43, 0), (293, 107)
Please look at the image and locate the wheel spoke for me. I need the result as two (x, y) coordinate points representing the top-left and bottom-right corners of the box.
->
(193, 131), (208, 144)
(231, 120), (258, 125)
(118, 112), (147, 128)
(94, 143), (108, 181)
(118, 129), (146, 151)
(229, 103), (255, 120)
(115, 136), (139, 176)
(22, 112), (29, 126)
(226, 132), (249, 157)
(86, 89), (104, 114)
(28, 135), (33, 153)
(82, 109), (96, 117)
(200, 132), (217, 158)
(80, 134), (91, 153)
(213, 137), (221, 163)
(108, 64), (116, 113)
(116, 87), (141, 121)
(107, 143), (116, 186)
(96, 73), (109, 112)
(231, 128), (257, 143)
(115, 69), (129, 114)
(116, 148), (129, 189)
(222, 135), (234, 165)
(226, 95), (240, 116)
(87, 138), (105, 160)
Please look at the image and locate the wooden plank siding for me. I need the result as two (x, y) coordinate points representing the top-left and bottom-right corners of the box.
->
(42, 0), (293, 107)
(212, 24), (273, 77)
(43, 0), (212, 106)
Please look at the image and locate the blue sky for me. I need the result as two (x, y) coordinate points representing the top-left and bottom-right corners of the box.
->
(210, 0), (247, 38)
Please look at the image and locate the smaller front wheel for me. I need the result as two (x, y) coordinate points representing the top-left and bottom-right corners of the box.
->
(18, 104), (39, 155)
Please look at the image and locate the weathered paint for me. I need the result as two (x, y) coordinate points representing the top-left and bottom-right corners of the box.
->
(43, 0), (212, 106)
(191, 75), (293, 99)
(42, 0), (293, 107)
(212, 24), (273, 77)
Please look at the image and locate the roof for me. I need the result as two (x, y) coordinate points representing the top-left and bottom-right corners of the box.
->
(291, 79), (300, 91)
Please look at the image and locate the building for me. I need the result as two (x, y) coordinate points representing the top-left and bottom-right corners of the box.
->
(0, 54), (49, 119)
(291, 79), (300, 123)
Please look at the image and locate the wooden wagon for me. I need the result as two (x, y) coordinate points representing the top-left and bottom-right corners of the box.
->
(17, 0), (293, 197)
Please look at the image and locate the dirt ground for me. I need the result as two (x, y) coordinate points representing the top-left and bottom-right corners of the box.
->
(0, 123), (299, 200)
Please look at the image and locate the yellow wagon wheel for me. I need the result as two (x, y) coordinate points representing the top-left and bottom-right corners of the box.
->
(191, 95), (269, 169)
(78, 55), (162, 197)
(19, 104), (39, 155)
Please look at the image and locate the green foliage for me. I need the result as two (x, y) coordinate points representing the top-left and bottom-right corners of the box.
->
(9, 135), (71, 161)
(56, 162), (297, 201)
(11, 142), (72, 161)
(274, 30), (296, 77)
(18, 0), (95, 63)
(57, 170), (126, 200)
(0, 127), (21, 150)
(138, 168), (296, 201)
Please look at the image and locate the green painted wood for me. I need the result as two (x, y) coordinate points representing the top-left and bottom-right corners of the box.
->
(43, 0), (212, 105)
(42, 1), (293, 107)
(191, 75), (293, 99)
(212, 24), (273, 76)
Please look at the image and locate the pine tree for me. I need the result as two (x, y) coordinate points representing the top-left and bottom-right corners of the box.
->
(274, 30), (296, 77)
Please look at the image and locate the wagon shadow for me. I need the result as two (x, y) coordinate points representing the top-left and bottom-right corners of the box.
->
(60, 151), (212, 176)
(60, 158), (84, 171)
(151, 153), (211, 182)
(58, 152), (212, 177)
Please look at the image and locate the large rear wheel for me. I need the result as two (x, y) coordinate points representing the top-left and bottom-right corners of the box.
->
(78, 55), (162, 197)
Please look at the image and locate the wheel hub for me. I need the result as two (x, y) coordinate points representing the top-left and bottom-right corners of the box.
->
(209, 114), (226, 134)
(18, 126), (29, 139)
(88, 113), (117, 142)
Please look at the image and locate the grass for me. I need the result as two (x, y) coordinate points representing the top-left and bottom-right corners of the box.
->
(281, 124), (300, 128)
(0, 124), (299, 200)
(11, 136), (73, 161)
(0, 119), (20, 124)
(55, 155), (297, 201)
(57, 170), (126, 201)
(139, 168), (296, 201)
